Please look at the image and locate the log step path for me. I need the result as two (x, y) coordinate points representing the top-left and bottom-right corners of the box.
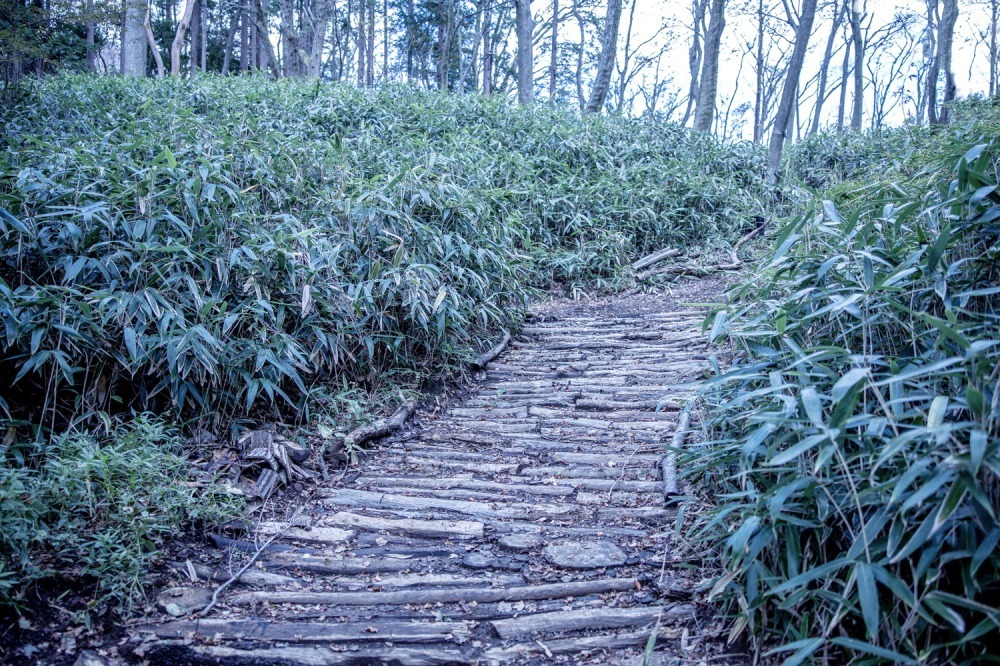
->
(139, 301), (722, 665)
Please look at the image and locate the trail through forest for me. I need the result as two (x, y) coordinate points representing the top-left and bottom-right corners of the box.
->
(133, 280), (740, 665)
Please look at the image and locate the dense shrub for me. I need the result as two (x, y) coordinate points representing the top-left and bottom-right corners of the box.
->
(684, 115), (1000, 662)
(0, 415), (240, 609)
(0, 74), (766, 434)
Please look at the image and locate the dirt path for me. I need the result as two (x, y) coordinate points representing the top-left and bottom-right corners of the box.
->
(136, 285), (737, 665)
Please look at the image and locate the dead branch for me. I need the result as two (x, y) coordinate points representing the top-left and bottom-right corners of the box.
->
(472, 331), (511, 369)
(343, 399), (418, 450)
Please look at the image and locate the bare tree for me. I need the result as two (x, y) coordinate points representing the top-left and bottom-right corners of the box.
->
(811, 0), (847, 133)
(586, 0), (623, 112)
(170, 0), (197, 75)
(693, 0), (726, 131)
(848, 0), (866, 129)
(767, 0), (818, 181)
(516, 0), (534, 104)
(681, 0), (709, 124)
(936, 0), (958, 122)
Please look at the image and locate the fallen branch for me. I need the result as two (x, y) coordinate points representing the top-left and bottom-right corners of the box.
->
(343, 399), (418, 450)
(662, 410), (691, 498)
(199, 527), (286, 617)
(637, 224), (768, 280)
(631, 247), (682, 272)
(472, 331), (511, 369)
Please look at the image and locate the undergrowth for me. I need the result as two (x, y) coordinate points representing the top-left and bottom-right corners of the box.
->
(0, 414), (241, 613)
(0, 74), (767, 437)
(684, 102), (1000, 663)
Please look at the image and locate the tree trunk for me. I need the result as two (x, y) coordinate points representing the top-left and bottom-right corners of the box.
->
(837, 28), (850, 130)
(849, 0), (864, 130)
(990, 0), (998, 97)
(241, 1), (249, 71)
(924, 0), (939, 124)
(936, 0), (958, 123)
(280, 0), (301, 76)
(406, 0), (415, 80)
(515, 0), (534, 104)
(572, 1), (585, 109)
(145, 19), (166, 76)
(200, 0), (207, 70)
(482, 0), (492, 94)
(86, 0), (96, 70)
(681, 0), (708, 125)
(122, 0), (149, 75)
(549, 0), (558, 101)
(222, 12), (239, 73)
(811, 0), (846, 134)
(585, 0), (622, 112)
(752, 0), (763, 141)
(366, 0), (375, 85)
(614, 0), (637, 114)
(767, 0), (817, 182)
(357, 0), (366, 84)
(190, 0), (200, 73)
(692, 0), (725, 131)
(251, 0), (281, 77)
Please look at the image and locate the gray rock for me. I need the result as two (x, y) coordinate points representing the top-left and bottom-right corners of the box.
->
(498, 533), (543, 551)
(543, 540), (627, 569)
(462, 552), (494, 569)
(156, 586), (213, 616)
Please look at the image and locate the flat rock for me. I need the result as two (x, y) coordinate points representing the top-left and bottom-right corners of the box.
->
(462, 552), (494, 569)
(543, 541), (627, 569)
(156, 586), (213, 616)
(498, 533), (543, 551)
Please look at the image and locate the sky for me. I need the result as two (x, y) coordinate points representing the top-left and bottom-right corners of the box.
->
(609, 0), (993, 138)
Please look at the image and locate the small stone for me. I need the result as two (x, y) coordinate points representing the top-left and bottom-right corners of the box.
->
(497, 533), (543, 551)
(73, 650), (110, 666)
(543, 540), (627, 569)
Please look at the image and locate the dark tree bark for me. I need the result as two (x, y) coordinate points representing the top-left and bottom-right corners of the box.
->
(767, 0), (818, 181)
(585, 0), (623, 112)
(189, 0), (199, 73)
(222, 12), (239, 73)
(515, 0), (534, 104)
(837, 28), (850, 130)
(86, 0), (96, 70)
(692, 0), (725, 131)
(935, 0), (958, 123)
(240, 1), (249, 71)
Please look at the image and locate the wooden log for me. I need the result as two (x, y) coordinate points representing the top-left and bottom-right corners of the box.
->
(263, 553), (415, 575)
(328, 572), (524, 590)
(632, 247), (682, 271)
(354, 476), (576, 497)
(325, 511), (484, 540)
(167, 561), (299, 587)
(662, 410), (691, 497)
(165, 644), (471, 666)
(482, 627), (669, 660)
(343, 400), (417, 450)
(139, 618), (471, 644)
(257, 522), (355, 546)
(228, 578), (640, 607)
(489, 604), (696, 639)
(576, 398), (681, 411)
(472, 331), (511, 369)
(321, 489), (575, 520)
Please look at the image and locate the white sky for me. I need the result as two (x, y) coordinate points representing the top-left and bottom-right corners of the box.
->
(592, 0), (993, 138)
